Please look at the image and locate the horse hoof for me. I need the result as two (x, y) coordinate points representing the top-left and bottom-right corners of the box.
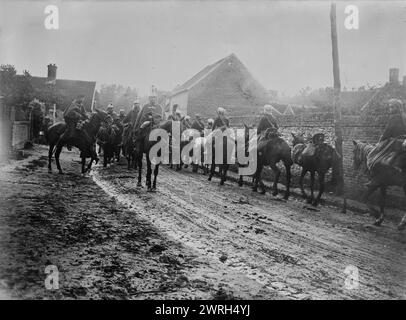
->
(374, 218), (383, 226)
(208, 177), (212, 181)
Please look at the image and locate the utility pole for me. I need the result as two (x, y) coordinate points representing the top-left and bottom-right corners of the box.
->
(330, 3), (344, 195)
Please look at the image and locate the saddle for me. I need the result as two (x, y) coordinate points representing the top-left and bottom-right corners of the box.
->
(367, 136), (406, 172)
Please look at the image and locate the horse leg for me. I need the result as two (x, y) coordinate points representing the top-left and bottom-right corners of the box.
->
(363, 182), (380, 219)
(146, 154), (152, 190)
(220, 164), (228, 185)
(284, 162), (291, 200)
(398, 187), (406, 230)
(103, 147), (107, 168)
(55, 143), (64, 174)
(48, 143), (54, 173)
(238, 174), (243, 187)
(299, 168), (308, 200)
(307, 171), (315, 204)
(270, 163), (281, 197)
(81, 156), (86, 174)
(208, 163), (215, 181)
(313, 172), (325, 206)
(137, 155), (142, 187)
(152, 164), (159, 190)
(374, 186), (386, 226)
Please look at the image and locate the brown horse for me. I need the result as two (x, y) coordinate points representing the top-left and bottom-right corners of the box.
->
(352, 140), (406, 230)
(47, 109), (111, 174)
(291, 132), (340, 206)
(252, 129), (292, 199)
(133, 120), (172, 190)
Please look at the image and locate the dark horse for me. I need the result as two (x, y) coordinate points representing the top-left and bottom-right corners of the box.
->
(47, 109), (111, 174)
(291, 133), (340, 206)
(352, 140), (406, 230)
(96, 123), (121, 168)
(252, 129), (292, 200)
(133, 120), (172, 190)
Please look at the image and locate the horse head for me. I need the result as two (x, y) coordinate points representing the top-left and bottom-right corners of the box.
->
(291, 132), (306, 146)
(352, 140), (367, 172)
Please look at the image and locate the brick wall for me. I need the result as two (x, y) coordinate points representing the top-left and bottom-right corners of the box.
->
(229, 112), (405, 207)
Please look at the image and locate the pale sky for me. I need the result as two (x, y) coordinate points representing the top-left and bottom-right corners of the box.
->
(0, 0), (405, 95)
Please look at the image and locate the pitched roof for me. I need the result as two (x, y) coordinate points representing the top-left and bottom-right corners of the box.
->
(360, 82), (406, 114)
(171, 54), (235, 96)
(31, 76), (96, 111)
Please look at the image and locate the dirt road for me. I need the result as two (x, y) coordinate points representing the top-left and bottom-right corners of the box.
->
(93, 158), (406, 300)
(0, 147), (405, 299)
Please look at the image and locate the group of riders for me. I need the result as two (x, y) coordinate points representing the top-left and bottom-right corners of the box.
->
(55, 91), (406, 229)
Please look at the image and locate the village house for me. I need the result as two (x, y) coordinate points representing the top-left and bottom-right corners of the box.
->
(167, 53), (271, 118)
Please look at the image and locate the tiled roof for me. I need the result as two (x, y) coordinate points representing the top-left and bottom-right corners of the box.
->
(31, 76), (96, 111)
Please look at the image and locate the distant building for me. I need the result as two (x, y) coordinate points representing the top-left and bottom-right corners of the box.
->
(167, 53), (270, 117)
(31, 64), (96, 112)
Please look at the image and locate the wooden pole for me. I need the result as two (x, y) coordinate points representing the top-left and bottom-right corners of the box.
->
(330, 3), (344, 195)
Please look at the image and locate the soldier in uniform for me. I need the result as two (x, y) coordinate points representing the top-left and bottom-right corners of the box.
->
(123, 99), (141, 128)
(212, 107), (230, 131)
(379, 99), (406, 143)
(167, 104), (182, 121)
(106, 103), (118, 122)
(191, 114), (205, 134)
(119, 109), (126, 123)
(133, 87), (163, 131)
(59, 95), (87, 150)
(257, 104), (279, 137)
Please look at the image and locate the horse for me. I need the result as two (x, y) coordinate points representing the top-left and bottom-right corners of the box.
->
(252, 129), (292, 200)
(352, 140), (406, 230)
(133, 120), (172, 190)
(291, 132), (340, 206)
(96, 123), (121, 168)
(122, 124), (138, 170)
(169, 117), (190, 171)
(47, 109), (111, 174)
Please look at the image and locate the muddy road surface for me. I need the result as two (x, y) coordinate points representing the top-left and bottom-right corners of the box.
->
(0, 147), (405, 299)
(93, 158), (406, 300)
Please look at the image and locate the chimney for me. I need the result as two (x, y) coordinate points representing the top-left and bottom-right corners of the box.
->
(389, 68), (399, 84)
(47, 63), (57, 82)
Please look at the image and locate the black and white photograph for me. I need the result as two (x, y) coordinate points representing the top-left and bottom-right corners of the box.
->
(0, 0), (405, 305)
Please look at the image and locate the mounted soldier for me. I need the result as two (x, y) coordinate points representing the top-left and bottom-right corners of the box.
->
(60, 95), (87, 150)
(367, 99), (406, 173)
(118, 109), (126, 123)
(167, 104), (182, 121)
(106, 103), (118, 122)
(133, 86), (163, 131)
(212, 107), (230, 131)
(257, 104), (279, 138)
(191, 114), (205, 134)
(123, 98), (141, 128)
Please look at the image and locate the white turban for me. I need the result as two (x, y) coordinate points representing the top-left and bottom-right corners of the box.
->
(217, 107), (226, 115)
(207, 118), (214, 124)
(263, 104), (274, 115)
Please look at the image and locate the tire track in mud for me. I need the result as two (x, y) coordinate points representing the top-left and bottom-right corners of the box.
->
(92, 163), (406, 299)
